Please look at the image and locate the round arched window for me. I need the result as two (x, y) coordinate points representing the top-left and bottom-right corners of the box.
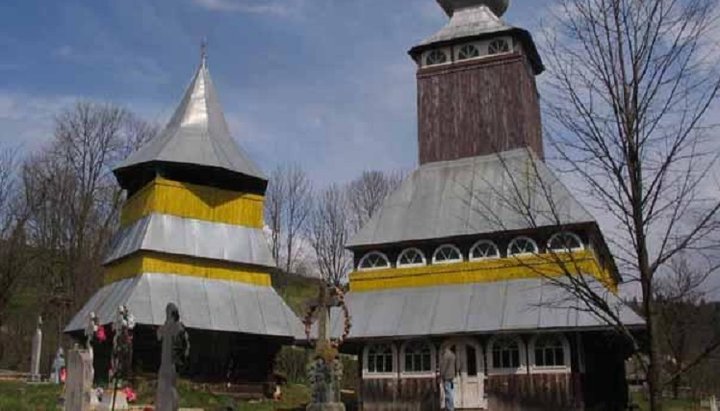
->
(457, 44), (480, 60)
(488, 38), (511, 55)
(358, 251), (391, 271)
(470, 240), (500, 261)
(507, 237), (539, 256)
(425, 49), (448, 66)
(548, 232), (584, 252)
(432, 244), (463, 264)
(397, 248), (426, 268)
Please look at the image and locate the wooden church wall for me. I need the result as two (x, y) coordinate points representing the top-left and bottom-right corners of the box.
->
(361, 377), (440, 411)
(417, 52), (544, 165)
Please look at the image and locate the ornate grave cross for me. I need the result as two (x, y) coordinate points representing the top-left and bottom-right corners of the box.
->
(303, 285), (351, 410)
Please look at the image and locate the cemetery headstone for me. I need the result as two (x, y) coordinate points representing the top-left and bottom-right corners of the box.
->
(155, 303), (190, 411)
(64, 347), (93, 411)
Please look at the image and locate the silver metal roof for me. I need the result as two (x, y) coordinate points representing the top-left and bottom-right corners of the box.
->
(104, 213), (275, 268)
(419, 5), (511, 46)
(114, 57), (265, 181)
(347, 149), (595, 248)
(324, 278), (644, 339)
(65, 273), (303, 338)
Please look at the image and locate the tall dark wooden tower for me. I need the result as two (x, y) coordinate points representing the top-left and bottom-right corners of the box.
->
(409, 0), (545, 164)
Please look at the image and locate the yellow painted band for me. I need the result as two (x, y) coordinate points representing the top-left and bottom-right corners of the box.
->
(349, 250), (617, 293)
(104, 251), (272, 286)
(120, 177), (264, 228)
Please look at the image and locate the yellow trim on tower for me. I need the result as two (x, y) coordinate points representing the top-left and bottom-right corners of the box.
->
(120, 177), (264, 228)
(349, 250), (616, 293)
(104, 251), (272, 286)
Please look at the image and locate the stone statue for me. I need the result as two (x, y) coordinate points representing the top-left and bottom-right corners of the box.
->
(84, 312), (99, 384)
(29, 316), (43, 382)
(155, 303), (189, 411)
(51, 347), (65, 384)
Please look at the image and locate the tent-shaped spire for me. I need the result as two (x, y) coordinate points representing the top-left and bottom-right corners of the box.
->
(114, 52), (266, 193)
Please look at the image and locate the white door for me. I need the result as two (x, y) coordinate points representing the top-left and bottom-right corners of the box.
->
(441, 338), (486, 409)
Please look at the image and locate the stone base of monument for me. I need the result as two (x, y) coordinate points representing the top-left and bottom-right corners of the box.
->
(306, 403), (346, 411)
(95, 390), (129, 410)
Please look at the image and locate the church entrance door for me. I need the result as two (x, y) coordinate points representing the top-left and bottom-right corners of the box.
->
(441, 338), (486, 409)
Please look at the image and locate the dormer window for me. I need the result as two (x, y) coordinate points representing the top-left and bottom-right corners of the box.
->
(548, 232), (584, 253)
(425, 49), (448, 66)
(397, 248), (427, 268)
(457, 44), (480, 61)
(358, 251), (391, 271)
(432, 244), (463, 264)
(508, 236), (538, 256)
(470, 240), (500, 261)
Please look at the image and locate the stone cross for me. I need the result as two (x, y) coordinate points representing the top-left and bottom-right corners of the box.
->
(155, 303), (189, 411)
(710, 396), (718, 411)
(29, 316), (42, 382)
(306, 285), (346, 411)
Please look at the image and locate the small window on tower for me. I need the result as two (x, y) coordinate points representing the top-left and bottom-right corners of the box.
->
(457, 44), (480, 61)
(488, 38), (511, 55)
(425, 49), (448, 66)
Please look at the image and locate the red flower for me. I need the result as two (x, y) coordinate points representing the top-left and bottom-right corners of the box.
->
(123, 386), (137, 403)
(96, 325), (107, 342)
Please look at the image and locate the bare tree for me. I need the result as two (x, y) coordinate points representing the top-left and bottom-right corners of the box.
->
(0, 147), (32, 319)
(468, 1), (720, 408)
(346, 170), (404, 231)
(265, 164), (313, 274)
(308, 184), (352, 285)
(19, 102), (155, 345)
(656, 258), (720, 399)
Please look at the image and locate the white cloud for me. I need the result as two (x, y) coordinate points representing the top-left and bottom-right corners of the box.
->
(192, 0), (301, 15)
(0, 92), (79, 151)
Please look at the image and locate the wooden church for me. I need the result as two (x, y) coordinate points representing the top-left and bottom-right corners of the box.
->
(329, 0), (645, 410)
(65, 52), (303, 386)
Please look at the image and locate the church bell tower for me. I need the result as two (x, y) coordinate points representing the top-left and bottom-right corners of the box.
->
(409, 0), (545, 164)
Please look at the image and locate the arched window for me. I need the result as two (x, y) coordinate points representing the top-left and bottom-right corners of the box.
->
(358, 251), (391, 271)
(457, 44), (480, 60)
(470, 240), (500, 261)
(426, 49), (448, 66)
(530, 334), (571, 372)
(507, 237), (539, 256)
(548, 232), (584, 252)
(432, 244), (463, 264)
(488, 38), (511, 55)
(401, 340), (435, 374)
(487, 335), (526, 374)
(364, 343), (396, 375)
(397, 248), (427, 268)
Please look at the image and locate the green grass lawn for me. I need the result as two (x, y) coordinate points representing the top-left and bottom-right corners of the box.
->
(629, 391), (711, 411)
(0, 380), (310, 411)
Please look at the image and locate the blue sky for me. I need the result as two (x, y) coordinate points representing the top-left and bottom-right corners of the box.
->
(0, 0), (552, 185)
